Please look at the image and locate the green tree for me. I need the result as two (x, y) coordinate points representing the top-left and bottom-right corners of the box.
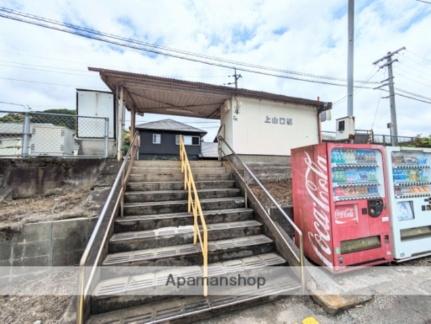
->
(0, 109), (77, 129)
(30, 109), (76, 129)
(122, 129), (131, 155)
(0, 113), (24, 123)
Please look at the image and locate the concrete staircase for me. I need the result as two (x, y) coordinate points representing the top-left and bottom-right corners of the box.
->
(87, 160), (298, 323)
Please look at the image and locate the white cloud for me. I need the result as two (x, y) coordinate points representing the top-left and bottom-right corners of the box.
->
(0, 0), (431, 141)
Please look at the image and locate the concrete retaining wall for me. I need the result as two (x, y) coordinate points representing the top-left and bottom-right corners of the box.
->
(228, 155), (291, 182)
(0, 217), (96, 266)
(0, 158), (115, 199)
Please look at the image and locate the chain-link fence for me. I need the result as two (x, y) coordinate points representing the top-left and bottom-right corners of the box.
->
(0, 110), (110, 158)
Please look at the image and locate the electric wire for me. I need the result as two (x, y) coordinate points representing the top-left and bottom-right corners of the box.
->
(0, 7), (380, 88)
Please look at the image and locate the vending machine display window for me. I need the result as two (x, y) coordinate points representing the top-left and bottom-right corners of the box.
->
(331, 148), (385, 201)
(391, 151), (431, 199)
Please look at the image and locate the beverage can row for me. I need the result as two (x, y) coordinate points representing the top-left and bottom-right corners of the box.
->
(333, 168), (378, 183)
(334, 185), (379, 198)
(332, 149), (377, 164)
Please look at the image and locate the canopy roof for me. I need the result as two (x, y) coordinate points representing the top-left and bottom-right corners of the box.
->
(89, 67), (331, 119)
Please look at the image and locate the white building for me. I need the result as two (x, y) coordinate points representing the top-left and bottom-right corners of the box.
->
(89, 67), (332, 161)
(220, 96), (322, 157)
(0, 123), (22, 156)
(29, 123), (76, 156)
(0, 122), (76, 157)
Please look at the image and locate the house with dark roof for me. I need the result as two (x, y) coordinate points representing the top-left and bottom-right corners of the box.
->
(135, 119), (207, 160)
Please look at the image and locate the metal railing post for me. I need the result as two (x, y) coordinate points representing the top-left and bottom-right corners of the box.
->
(22, 112), (31, 158)
(217, 135), (305, 290)
(120, 165), (125, 217)
(104, 117), (109, 158)
(76, 132), (139, 323)
(298, 233), (305, 293)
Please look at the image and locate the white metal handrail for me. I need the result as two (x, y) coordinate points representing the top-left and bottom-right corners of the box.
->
(76, 132), (140, 324)
(217, 135), (304, 286)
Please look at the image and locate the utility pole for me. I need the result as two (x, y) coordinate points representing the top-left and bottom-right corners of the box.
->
(347, 0), (354, 117)
(226, 68), (242, 89)
(373, 46), (406, 146)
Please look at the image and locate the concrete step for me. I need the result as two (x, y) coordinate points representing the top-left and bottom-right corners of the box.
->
(133, 160), (223, 168)
(128, 172), (232, 182)
(124, 197), (245, 216)
(124, 188), (241, 203)
(103, 235), (274, 267)
(115, 208), (254, 232)
(131, 166), (227, 175)
(126, 180), (236, 191)
(88, 284), (299, 324)
(91, 253), (287, 314)
(109, 220), (262, 253)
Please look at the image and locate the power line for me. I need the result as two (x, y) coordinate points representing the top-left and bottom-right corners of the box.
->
(396, 68), (431, 88)
(0, 7), (379, 88)
(398, 57), (431, 76)
(395, 92), (431, 104)
(371, 96), (382, 129)
(0, 100), (30, 108)
(396, 87), (431, 102)
(0, 76), (98, 88)
(0, 62), (92, 77)
(332, 68), (382, 106)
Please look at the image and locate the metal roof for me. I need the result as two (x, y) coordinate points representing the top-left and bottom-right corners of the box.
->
(135, 119), (207, 135)
(89, 67), (332, 119)
(0, 123), (23, 135)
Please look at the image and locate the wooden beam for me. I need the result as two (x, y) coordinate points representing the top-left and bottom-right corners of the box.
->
(117, 86), (124, 161)
(131, 106), (136, 135)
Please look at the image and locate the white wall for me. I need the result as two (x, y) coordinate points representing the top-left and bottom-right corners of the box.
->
(30, 124), (75, 156)
(221, 96), (319, 156)
(0, 137), (21, 156)
(77, 90), (114, 138)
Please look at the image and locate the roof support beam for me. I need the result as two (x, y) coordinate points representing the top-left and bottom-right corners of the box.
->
(131, 106), (136, 138)
(116, 86), (124, 161)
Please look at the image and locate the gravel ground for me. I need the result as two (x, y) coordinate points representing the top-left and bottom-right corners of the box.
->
(0, 269), (76, 324)
(250, 179), (292, 207)
(200, 294), (431, 324)
(0, 186), (92, 230)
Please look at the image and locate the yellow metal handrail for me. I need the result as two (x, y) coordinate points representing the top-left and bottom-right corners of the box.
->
(179, 135), (208, 296)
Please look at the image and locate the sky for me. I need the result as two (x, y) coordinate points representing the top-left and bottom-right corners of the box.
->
(0, 0), (431, 141)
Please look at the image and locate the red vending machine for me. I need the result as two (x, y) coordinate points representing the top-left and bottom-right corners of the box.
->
(291, 143), (393, 271)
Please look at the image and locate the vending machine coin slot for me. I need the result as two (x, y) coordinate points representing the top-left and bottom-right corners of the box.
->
(422, 205), (431, 211)
(368, 199), (384, 217)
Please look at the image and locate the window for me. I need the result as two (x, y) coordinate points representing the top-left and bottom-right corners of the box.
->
(192, 136), (200, 145)
(152, 133), (161, 144)
(176, 135), (200, 146)
(337, 120), (345, 132)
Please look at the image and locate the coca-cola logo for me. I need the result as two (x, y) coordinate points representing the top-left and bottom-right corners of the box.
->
(335, 206), (357, 224)
(304, 152), (332, 267)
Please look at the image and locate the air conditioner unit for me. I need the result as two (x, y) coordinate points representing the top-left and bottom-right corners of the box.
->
(336, 116), (355, 140)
